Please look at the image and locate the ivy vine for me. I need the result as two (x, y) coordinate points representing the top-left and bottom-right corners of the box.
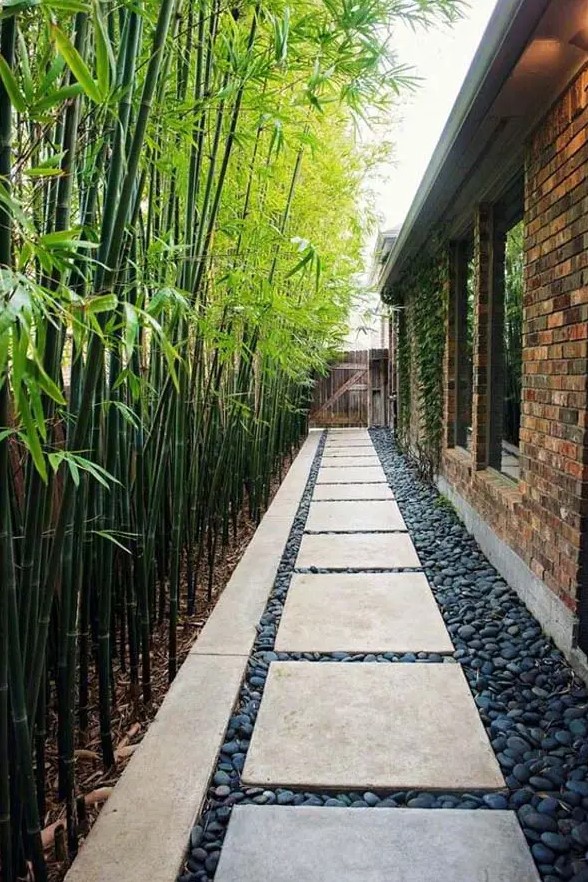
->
(384, 251), (447, 481)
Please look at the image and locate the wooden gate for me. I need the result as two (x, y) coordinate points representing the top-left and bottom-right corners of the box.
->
(310, 349), (389, 428)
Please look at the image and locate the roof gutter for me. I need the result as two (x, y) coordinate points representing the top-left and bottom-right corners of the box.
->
(379, 0), (550, 293)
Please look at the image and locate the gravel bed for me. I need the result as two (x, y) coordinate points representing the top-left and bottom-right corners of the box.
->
(370, 428), (588, 882)
(179, 429), (588, 882)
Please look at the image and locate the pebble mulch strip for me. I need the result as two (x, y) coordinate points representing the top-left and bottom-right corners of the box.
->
(179, 428), (588, 882)
(371, 428), (588, 882)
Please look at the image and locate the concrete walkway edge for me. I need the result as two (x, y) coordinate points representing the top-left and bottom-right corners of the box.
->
(65, 430), (322, 882)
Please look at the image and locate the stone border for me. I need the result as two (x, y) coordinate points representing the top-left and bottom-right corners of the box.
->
(64, 430), (322, 882)
(436, 475), (578, 664)
(437, 475), (588, 687)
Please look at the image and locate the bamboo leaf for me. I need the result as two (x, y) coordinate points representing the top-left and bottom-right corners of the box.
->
(26, 357), (66, 405)
(32, 83), (84, 113)
(48, 451), (81, 485)
(0, 0), (41, 17)
(25, 167), (63, 178)
(84, 293), (117, 314)
(284, 249), (313, 279)
(123, 302), (138, 361)
(107, 398), (140, 430)
(43, 0), (90, 10)
(26, 379), (48, 441)
(52, 24), (102, 104)
(0, 54), (26, 113)
(16, 396), (47, 481)
(39, 227), (86, 245)
(92, 0), (114, 98)
(63, 453), (119, 488)
(93, 530), (132, 554)
(37, 52), (65, 95)
(16, 29), (33, 101)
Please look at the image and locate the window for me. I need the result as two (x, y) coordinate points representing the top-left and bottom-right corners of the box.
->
(450, 186), (524, 481)
(486, 183), (524, 482)
(454, 238), (475, 451)
(500, 220), (524, 481)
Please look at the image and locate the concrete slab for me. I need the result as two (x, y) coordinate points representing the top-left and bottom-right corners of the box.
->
(322, 449), (376, 458)
(325, 437), (375, 450)
(305, 500), (406, 532)
(313, 483), (394, 501)
(275, 572), (453, 652)
(320, 456), (381, 468)
(242, 662), (505, 790)
(215, 806), (540, 882)
(192, 432), (320, 657)
(316, 466), (386, 484)
(296, 533), (420, 569)
(66, 654), (244, 882)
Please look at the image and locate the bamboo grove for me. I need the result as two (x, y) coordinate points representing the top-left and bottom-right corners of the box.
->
(0, 0), (461, 877)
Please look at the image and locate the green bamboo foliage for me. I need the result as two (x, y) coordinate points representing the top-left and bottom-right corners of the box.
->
(0, 0), (461, 876)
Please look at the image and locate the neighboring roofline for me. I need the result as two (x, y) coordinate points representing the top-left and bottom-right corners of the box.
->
(380, 0), (551, 293)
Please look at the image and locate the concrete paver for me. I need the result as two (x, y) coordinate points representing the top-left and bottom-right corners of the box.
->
(316, 466), (387, 484)
(66, 655), (245, 882)
(242, 662), (505, 790)
(322, 448), (376, 458)
(324, 440), (374, 448)
(275, 572), (453, 653)
(305, 500), (406, 532)
(312, 483), (394, 500)
(297, 532), (420, 569)
(327, 429), (370, 437)
(319, 456), (381, 468)
(215, 806), (540, 882)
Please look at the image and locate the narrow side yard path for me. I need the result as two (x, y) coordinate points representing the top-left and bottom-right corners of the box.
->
(181, 429), (588, 882)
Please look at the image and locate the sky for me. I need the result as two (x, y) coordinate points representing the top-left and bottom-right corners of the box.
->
(348, 0), (499, 347)
(373, 0), (499, 232)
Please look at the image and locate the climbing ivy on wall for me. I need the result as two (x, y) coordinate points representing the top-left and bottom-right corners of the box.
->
(396, 308), (412, 452)
(384, 252), (447, 480)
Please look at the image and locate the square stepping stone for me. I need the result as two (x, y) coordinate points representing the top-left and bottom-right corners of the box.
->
(313, 483), (394, 501)
(305, 500), (406, 532)
(297, 533), (420, 569)
(320, 456), (381, 468)
(275, 573), (453, 653)
(324, 439), (374, 448)
(215, 806), (540, 882)
(316, 466), (386, 484)
(242, 662), (505, 790)
(322, 449), (376, 458)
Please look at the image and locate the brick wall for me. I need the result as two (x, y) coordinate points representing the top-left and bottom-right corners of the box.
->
(440, 63), (588, 628)
(521, 62), (588, 608)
